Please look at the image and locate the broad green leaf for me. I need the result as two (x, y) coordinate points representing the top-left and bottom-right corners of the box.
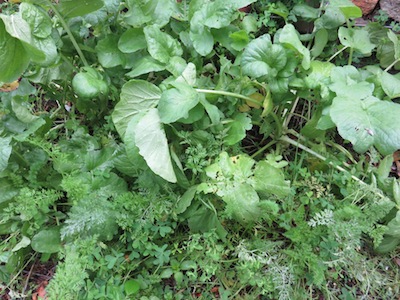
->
(381, 71), (400, 99)
(118, 28), (147, 53)
(11, 95), (39, 123)
(253, 161), (291, 197)
(0, 178), (19, 204)
(135, 108), (177, 183)
(330, 96), (400, 155)
(330, 0), (362, 19)
(292, 4), (319, 20)
(377, 39), (400, 70)
(375, 235), (400, 253)
(177, 103), (205, 124)
(20, 3), (52, 39)
(124, 280), (140, 296)
(124, 114), (147, 169)
(279, 24), (310, 70)
(0, 137), (12, 173)
(126, 56), (165, 78)
(176, 185), (197, 214)
(329, 66), (374, 99)
(225, 113), (252, 145)
(338, 27), (375, 55)
(190, 29), (214, 56)
(241, 15), (258, 33)
(202, 4), (235, 29)
(158, 83), (199, 124)
(58, 0), (104, 18)
(223, 183), (260, 223)
(176, 62), (197, 86)
(144, 25), (183, 64)
(229, 30), (249, 51)
(311, 28), (328, 58)
(242, 34), (280, 78)
(200, 97), (221, 125)
(188, 205), (227, 238)
(123, 0), (174, 27)
(315, 7), (346, 30)
(0, 20), (30, 82)
(12, 236), (31, 252)
(72, 67), (108, 99)
(112, 80), (161, 137)
(385, 211), (400, 237)
(305, 60), (334, 89)
(0, 14), (46, 63)
(388, 30), (400, 60)
(31, 227), (62, 253)
(95, 35), (125, 68)
(31, 36), (58, 66)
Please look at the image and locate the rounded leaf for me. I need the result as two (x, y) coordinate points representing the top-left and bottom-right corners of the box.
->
(31, 228), (62, 254)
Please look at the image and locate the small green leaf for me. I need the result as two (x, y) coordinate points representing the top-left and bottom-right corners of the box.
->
(229, 30), (249, 51)
(144, 25), (183, 64)
(160, 268), (173, 279)
(180, 260), (197, 270)
(158, 83), (200, 124)
(225, 113), (252, 145)
(124, 279), (140, 295)
(31, 228), (62, 253)
(135, 109), (177, 183)
(58, 0), (104, 18)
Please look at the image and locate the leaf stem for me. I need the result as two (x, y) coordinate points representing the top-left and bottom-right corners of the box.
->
(279, 135), (369, 187)
(250, 140), (277, 159)
(195, 89), (262, 107)
(45, 0), (89, 68)
(384, 58), (400, 72)
(348, 47), (354, 65)
(327, 46), (349, 62)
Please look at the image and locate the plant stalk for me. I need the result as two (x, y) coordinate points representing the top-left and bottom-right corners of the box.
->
(195, 89), (262, 107)
(45, 0), (89, 68)
(384, 58), (400, 72)
(279, 135), (383, 194)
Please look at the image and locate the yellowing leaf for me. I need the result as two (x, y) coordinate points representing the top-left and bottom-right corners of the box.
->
(0, 80), (19, 92)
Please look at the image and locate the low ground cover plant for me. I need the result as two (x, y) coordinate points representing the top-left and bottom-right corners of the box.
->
(1, 0), (400, 298)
